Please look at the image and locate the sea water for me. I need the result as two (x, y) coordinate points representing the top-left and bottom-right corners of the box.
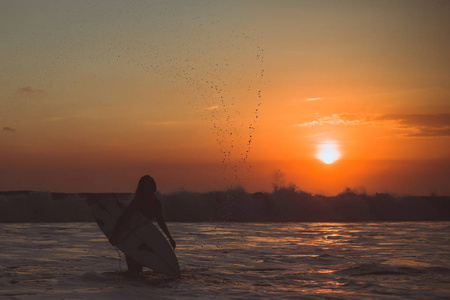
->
(1, 222), (449, 299)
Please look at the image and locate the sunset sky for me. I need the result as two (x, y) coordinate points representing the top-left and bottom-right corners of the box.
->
(1, 0), (449, 195)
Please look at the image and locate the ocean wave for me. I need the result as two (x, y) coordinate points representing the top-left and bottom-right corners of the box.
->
(335, 263), (450, 276)
(0, 190), (449, 222)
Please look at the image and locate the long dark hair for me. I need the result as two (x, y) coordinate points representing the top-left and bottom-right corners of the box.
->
(134, 175), (157, 202)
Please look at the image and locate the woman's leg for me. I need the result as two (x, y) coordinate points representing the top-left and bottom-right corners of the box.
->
(125, 255), (143, 276)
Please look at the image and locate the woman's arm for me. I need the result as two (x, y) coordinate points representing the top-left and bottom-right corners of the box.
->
(157, 214), (176, 249)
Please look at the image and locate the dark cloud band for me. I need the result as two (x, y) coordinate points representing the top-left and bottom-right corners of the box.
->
(297, 113), (450, 137)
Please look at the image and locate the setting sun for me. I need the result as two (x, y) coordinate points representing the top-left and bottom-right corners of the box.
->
(317, 142), (340, 164)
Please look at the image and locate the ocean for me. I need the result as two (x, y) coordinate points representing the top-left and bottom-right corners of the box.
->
(1, 222), (449, 299)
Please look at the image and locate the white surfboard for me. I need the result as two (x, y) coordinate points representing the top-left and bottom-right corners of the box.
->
(88, 197), (180, 277)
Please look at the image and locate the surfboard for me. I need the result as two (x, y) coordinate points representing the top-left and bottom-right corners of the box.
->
(88, 197), (181, 277)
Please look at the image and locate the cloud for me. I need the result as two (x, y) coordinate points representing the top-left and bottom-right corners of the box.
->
(305, 98), (323, 101)
(42, 116), (67, 122)
(376, 113), (450, 137)
(296, 113), (364, 126)
(376, 113), (450, 128)
(16, 86), (45, 96)
(296, 113), (450, 137)
(404, 127), (450, 137)
(2, 127), (16, 133)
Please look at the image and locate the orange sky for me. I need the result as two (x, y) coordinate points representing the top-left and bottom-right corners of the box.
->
(1, 0), (449, 195)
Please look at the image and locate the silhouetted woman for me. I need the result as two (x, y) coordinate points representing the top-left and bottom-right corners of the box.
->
(109, 175), (176, 276)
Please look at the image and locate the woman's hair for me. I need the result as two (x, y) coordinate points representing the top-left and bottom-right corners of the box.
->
(135, 175), (157, 201)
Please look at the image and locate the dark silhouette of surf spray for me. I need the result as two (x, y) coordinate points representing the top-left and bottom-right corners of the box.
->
(104, 3), (267, 221)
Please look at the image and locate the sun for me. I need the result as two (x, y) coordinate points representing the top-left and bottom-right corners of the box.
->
(316, 142), (340, 164)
